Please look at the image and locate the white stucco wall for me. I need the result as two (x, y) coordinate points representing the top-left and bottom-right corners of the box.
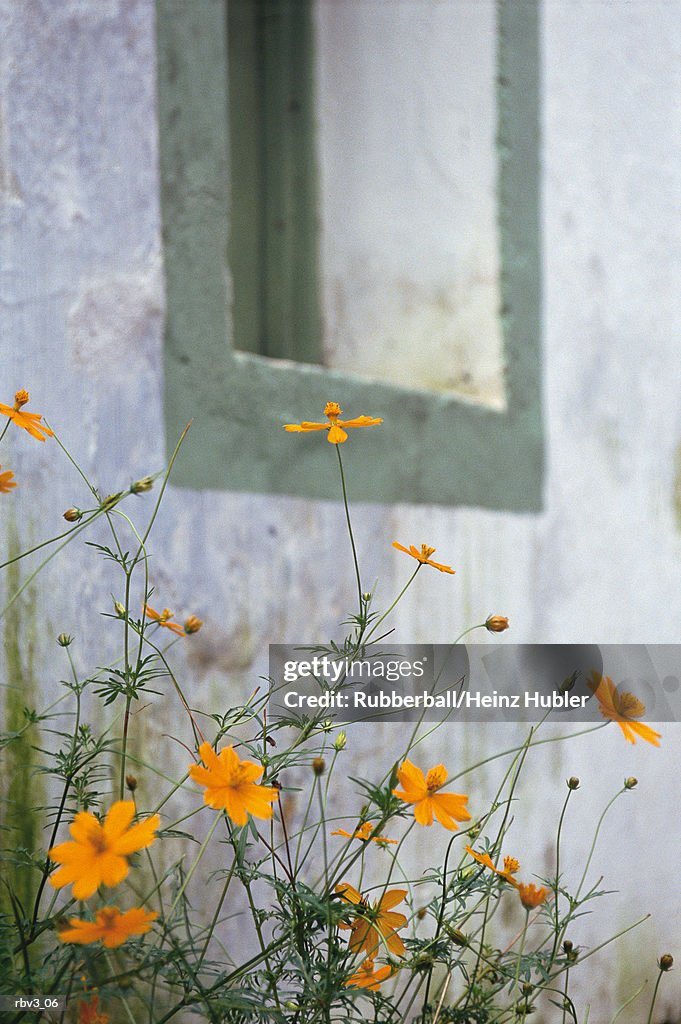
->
(1, 1), (680, 1019)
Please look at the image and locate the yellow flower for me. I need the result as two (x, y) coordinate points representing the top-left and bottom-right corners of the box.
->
(465, 845), (519, 882)
(184, 614), (203, 634)
(393, 760), (471, 831)
(189, 742), (279, 825)
(78, 994), (110, 1024)
(0, 390), (54, 441)
(58, 906), (157, 948)
(517, 883), (548, 910)
(0, 466), (16, 493)
(344, 958), (394, 991)
(392, 542), (455, 575)
(48, 801), (159, 900)
(144, 604), (186, 636)
(331, 821), (398, 845)
(284, 401), (382, 445)
(336, 883), (407, 958)
(588, 671), (661, 746)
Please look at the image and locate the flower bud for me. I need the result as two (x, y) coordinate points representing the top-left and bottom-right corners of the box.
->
(131, 475), (154, 494)
(183, 615), (203, 634)
(100, 492), (122, 510)
(416, 906), (427, 920)
(113, 600), (126, 617)
(56, 633), (73, 647)
(624, 776), (638, 790)
(559, 671), (578, 695)
(485, 615), (509, 633)
(659, 954), (674, 972)
(567, 776), (580, 790)
(125, 775), (138, 792)
(444, 925), (468, 946)
(321, 719), (333, 732)
(312, 757), (326, 776)
(63, 507), (83, 522)
(333, 732), (347, 751)
(563, 939), (577, 962)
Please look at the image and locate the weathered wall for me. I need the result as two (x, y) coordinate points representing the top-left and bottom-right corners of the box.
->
(1, 0), (680, 1019)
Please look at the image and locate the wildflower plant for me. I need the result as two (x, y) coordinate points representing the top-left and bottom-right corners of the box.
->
(0, 394), (672, 1023)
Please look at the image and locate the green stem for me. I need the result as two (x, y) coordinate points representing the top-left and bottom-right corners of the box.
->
(197, 857), (237, 968)
(575, 787), (625, 901)
(550, 788), (573, 963)
(645, 968), (666, 1024)
(166, 813), (222, 922)
(335, 445), (362, 613)
(365, 565), (420, 641)
(513, 911), (530, 997)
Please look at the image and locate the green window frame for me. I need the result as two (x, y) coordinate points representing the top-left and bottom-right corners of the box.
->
(156, 0), (543, 509)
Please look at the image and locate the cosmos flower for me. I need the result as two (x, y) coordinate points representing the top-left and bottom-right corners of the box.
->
(78, 994), (110, 1024)
(344, 958), (394, 991)
(336, 883), (407, 958)
(588, 671), (661, 746)
(189, 742), (279, 825)
(48, 801), (159, 900)
(0, 390), (54, 441)
(465, 845), (519, 883)
(0, 466), (16, 493)
(58, 906), (157, 948)
(517, 883), (548, 910)
(331, 821), (397, 845)
(393, 760), (471, 831)
(144, 605), (186, 636)
(284, 402), (382, 445)
(392, 542), (455, 575)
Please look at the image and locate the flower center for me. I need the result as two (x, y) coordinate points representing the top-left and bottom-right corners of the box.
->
(425, 765), (447, 792)
(324, 401), (342, 421)
(13, 390), (29, 410)
(420, 545), (436, 560)
(90, 831), (111, 855)
(99, 907), (119, 927)
(159, 608), (173, 623)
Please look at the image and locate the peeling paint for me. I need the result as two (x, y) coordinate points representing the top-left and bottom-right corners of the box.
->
(68, 266), (163, 381)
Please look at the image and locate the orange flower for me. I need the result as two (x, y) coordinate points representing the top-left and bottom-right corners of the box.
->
(465, 845), (519, 883)
(393, 760), (471, 831)
(184, 614), (203, 634)
(588, 672), (661, 746)
(144, 604), (186, 636)
(284, 401), (382, 445)
(0, 390), (54, 442)
(58, 906), (157, 948)
(189, 742), (279, 825)
(331, 821), (397, 845)
(78, 995), (110, 1024)
(0, 466), (16, 493)
(345, 958), (394, 991)
(392, 542), (455, 575)
(336, 883), (407, 958)
(517, 883), (548, 910)
(504, 856), (520, 876)
(48, 801), (159, 899)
